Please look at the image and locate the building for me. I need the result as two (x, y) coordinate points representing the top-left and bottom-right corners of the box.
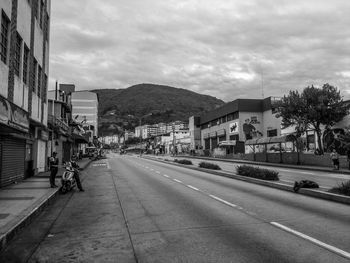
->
(0, 0), (51, 187)
(71, 91), (98, 139)
(189, 97), (282, 153)
(189, 116), (201, 150)
(47, 88), (72, 164)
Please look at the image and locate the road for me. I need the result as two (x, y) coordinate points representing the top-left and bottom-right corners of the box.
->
(150, 155), (350, 190)
(1, 154), (349, 262)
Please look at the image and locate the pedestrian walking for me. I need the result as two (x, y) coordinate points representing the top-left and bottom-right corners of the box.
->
(330, 149), (340, 170)
(49, 152), (59, 188)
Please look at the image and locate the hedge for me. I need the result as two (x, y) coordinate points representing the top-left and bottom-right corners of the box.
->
(174, 159), (193, 165)
(198, 162), (221, 170)
(236, 165), (279, 181)
(329, 180), (350, 196)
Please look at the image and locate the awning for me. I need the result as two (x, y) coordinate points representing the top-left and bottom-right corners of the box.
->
(72, 133), (89, 144)
(245, 135), (292, 145)
(217, 129), (226, 137)
(210, 131), (217, 138)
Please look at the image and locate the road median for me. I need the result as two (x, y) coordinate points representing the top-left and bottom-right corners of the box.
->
(143, 155), (350, 205)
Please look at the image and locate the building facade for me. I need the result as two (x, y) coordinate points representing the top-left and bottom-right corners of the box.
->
(0, 0), (51, 187)
(189, 97), (282, 153)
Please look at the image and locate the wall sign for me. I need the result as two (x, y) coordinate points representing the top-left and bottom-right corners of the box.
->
(229, 122), (239, 134)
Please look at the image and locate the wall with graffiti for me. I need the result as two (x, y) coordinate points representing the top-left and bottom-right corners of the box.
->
(240, 113), (263, 141)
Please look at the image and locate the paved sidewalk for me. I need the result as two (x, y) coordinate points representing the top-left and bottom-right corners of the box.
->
(0, 158), (93, 251)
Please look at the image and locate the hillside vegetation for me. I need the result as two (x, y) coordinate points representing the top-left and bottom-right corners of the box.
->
(91, 83), (224, 136)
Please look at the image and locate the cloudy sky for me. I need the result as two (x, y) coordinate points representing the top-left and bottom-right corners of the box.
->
(49, 0), (350, 102)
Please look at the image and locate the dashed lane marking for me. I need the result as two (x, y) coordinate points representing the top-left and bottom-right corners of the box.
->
(156, 171), (161, 174)
(173, 179), (182, 183)
(271, 222), (350, 260)
(300, 171), (314, 175)
(163, 174), (170, 178)
(209, 194), (237, 208)
(187, 185), (199, 191)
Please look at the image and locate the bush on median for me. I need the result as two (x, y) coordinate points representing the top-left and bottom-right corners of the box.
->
(329, 180), (350, 196)
(236, 165), (279, 181)
(198, 162), (221, 170)
(174, 159), (193, 165)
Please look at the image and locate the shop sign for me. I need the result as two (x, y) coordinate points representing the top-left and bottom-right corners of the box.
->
(8, 104), (29, 132)
(229, 122), (239, 134)
(0, 96), (10, 125)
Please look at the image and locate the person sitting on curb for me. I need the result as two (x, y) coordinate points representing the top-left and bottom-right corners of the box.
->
(330, 149), (340, 170)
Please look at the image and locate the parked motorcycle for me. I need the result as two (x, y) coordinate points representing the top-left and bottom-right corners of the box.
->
(60, 161), (79, 194)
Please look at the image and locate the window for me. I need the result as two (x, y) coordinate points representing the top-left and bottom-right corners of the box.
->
(43, 74), (47, 100)
(44, 13), (49, 41)
(39, 0), (44, 28)
(227, 112), (239, 121)
(32, 59), (37, 92)
(267, 129), (277, 137)
(14, 32), (22, 76)
(1, 11), (10, 64)
(37, 65), (42, 97)
(33, 0), (39, 19)
(23, 44), (29, 84)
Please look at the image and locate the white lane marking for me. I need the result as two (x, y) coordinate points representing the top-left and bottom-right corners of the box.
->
(155, 171), (161, 174)
(187, 185), (199, 191)
(271, 222), (350, 260)
(209, 195), (237, 208)
(300, 171), (314, 175)
(145, 166), (149, 169)
(173, 179), (182, 183)
(150, 168), (154, 171)
(163, 174), (169, 178)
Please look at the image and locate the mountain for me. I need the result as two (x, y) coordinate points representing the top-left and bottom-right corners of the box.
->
(91, 84), (225, 136)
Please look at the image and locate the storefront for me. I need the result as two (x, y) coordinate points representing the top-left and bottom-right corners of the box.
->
(0, 96), (30, 187)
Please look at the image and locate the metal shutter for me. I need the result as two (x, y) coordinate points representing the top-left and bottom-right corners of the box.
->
(0, 136), (25, 187)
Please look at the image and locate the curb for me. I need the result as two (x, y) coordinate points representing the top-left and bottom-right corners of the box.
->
(144, 156), (350, 205)
(0, 158), (93, 252)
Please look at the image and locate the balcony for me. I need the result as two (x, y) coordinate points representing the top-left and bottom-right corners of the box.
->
(48, 114), (69, 133)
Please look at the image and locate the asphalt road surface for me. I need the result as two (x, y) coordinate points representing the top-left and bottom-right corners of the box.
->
(1, 154), (349, 262)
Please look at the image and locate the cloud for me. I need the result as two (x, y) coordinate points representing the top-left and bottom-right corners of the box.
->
(49, 0), (350, 101)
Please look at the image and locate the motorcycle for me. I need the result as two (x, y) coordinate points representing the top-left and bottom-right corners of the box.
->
(60, 161), (79, 194)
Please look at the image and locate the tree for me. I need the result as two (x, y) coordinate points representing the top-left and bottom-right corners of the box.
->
(276, 84), (349, 153)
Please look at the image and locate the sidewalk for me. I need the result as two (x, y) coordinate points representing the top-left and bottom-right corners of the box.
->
(0, 158), (93, 251)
